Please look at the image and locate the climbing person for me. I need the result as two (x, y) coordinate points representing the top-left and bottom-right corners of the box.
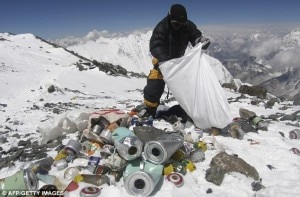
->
(140, 4), (210, 118)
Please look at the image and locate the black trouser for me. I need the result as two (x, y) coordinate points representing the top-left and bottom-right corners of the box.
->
(143, 68), (165, 109)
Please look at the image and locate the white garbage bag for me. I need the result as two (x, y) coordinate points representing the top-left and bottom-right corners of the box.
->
(37, 110), (91, 144)
(159, 44), (232, 129)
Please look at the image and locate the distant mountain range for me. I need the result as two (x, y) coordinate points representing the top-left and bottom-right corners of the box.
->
(52, 24), (300, 101)
(0, 31), (232, 89)
(1, 23), (299, 101)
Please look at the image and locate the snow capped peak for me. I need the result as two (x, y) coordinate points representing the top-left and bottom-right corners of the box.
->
(56, 30), (232, 82)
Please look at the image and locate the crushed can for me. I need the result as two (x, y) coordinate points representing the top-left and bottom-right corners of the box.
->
(36, 173), (56, 185)
(290, 147), (300, 156)
(82, 141), (102, 156)
(107, 153), (128, 171)
(80, 174), (110, 187)
(193, 141), (207, 152)
(166, 172), (184, 187)
(54, 158), (68, 171)
(173, 121), (185, 132)
(64, 167), (80, 181)
(123, 159), (163, 197)
(144, 133), (184, 164)
(131, 117), (153, 127)
(94, 165), (111, 175)
(163, 163), (175, 176)
(100, 144), (115, 159)
(289, 129), (300, 139)
(88, 156), (101, 167)
(80, 186), (101, 197)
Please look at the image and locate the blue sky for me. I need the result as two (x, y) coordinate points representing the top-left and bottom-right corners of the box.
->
(1, 0), (300, 39)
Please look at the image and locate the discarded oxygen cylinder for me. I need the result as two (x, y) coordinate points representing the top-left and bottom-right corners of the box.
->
(123, 159), (163, 196)
(144, 133), (184, 164)
(91, 116), (110, 135)
(99, 129), (113, 144)
(112, 127), (143, 161)
(98, 122), (119, 144)
(64, 139), (82, 155)
(0, 169), (38, 192)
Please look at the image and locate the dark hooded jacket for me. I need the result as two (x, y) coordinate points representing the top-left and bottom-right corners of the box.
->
(150, 15), (202, 62)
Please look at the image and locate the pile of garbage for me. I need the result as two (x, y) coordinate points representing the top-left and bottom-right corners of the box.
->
(0, 107), (208, 196)
(1, 105), (299, 196)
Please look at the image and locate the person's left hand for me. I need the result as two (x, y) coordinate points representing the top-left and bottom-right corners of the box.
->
(200, 36), (210, 50)
(195, 36), (210, 50)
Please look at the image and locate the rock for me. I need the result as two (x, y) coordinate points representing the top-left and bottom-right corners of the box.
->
(268, 113), (284, 120)
(209, 127), (221, 136)
(18, 139), (31, 147)
(48, 85), (56, 93)
(11, 133), (21, 139)
(45, 139), (62, 149)
(229, 123), (244, 139)
(236, 119), (257, 133)
(0, 103), (8, 107)
(205, 166), (225, 186)
(206, 188), (213, 194)
(280, 111), (300, 121)
(222, 83), (237, 92)
(293, 93), (300, 105)
(53, 108), (61, 114)
(239, 108), (256, 120)
(0, 136), (8, 144)
(265, 98), (280, 109)
(7, 147), (18, 153)
(206, 152), (259, 185)
(0, 159), (11, 170)
(34, 152), (48, 160)
(9, 149), (24, 161)
(239, 85), (267, 99)
(251, 180), (265, 191)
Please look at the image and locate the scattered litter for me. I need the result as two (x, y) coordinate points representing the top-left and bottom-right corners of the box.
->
(266, 165), (276, 170)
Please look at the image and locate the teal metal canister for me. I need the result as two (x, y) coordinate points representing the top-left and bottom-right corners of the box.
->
(0, 169), (38, 194)
(112, 127), (143, 161)
(123, 159), (163, 196)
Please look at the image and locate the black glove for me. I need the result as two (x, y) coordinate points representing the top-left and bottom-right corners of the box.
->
(195, 36), (210, 50)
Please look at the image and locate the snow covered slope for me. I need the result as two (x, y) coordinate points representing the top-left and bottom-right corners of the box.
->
(1, 32), (300, 197)
(63, 30), (233, 84)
